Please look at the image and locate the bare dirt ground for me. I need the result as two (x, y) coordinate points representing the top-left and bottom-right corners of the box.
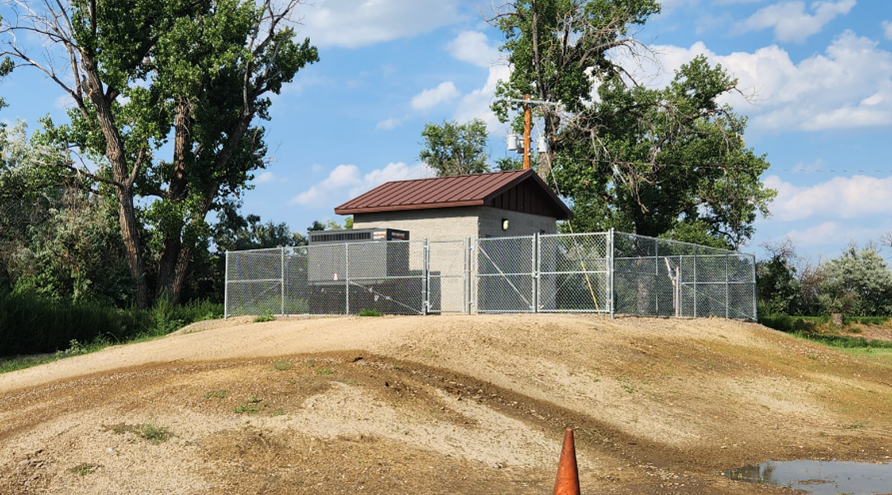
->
(1, 315), (891, 494)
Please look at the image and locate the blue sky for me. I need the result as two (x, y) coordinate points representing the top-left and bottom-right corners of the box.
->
(2, 0), (891, 263)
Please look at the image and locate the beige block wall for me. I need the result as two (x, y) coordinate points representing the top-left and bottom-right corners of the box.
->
(352, 208), (477, 313)
(476, 206), (558, 238)
(351, 205), (558, 240)
(350, 207), (559, 313)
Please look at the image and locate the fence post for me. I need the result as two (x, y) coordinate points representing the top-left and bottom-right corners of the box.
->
(224, 250), (229, 319)
(655, 239), (659, 315)
(533, 233), (539, 313)
(751, 254), (758, 322)
(725, 253), (729, 319)
(464, 237), (471, 314)
(608, 228), (615, 319)
(280, 247), (285, 316)
(423, 239), (430, 315)
(693, 246), (698, 318)
(345, 243), (350, 315)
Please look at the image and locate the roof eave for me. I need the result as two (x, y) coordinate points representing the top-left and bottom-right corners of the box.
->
(335, 199), (486, 216)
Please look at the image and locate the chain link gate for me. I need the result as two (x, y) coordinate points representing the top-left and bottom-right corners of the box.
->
(426, 239), (469, 314)
(475, 235), (536, 313)
(537, 232), (611, 313)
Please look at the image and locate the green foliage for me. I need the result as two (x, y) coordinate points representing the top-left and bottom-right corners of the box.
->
(271, 360), (292, 371)
(818, 246), (892, 317)
(758, 314), (824, 333)
(254, 313), (276, 323)
(69, 463), (101, 476)
(214, 210), (307, 251)
(489, 2), (773, 245)
(418, 119), (490, 176)
(0, 127), (134, 305)
(494, 156), (524, 171)
(557, 57), (774, 246)
(756, 239), (801, 315)
(358, 309), (382, 317)
(109, 421), (173, 444)
(491, 0), (661, 182)
(0, 291), (221, 357)
(659, 221), (733, 250)
(792, 332), (892, 350)
(308, 218), (351, 232)
(5, 0), (320, 307)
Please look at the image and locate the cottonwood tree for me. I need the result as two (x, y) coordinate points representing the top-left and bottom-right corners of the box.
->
(488, 1), (773, 247)
(558, 57), (774, 247)
(1, 0), (318, 307)
(488, 0), (660, 181)
(418, 119), (490, 177)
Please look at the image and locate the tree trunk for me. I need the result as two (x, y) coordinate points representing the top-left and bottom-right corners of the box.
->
(156, 235), (183, 302)
(116, 184), (149, 309)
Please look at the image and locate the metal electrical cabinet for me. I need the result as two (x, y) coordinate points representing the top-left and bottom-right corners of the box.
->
(307, 229), (411, 284)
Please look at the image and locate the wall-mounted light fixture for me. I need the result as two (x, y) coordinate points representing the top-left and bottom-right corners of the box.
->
(501, 218), (509, 231)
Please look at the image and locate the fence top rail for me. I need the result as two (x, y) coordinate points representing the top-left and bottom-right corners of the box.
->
(613, 231), (750, 256)
(224, 232), (756, 260)
(539, 232), (607, 239)
(477, 234), (540, 242)
(226, 246), (284, 254)
(613, 253), (755, 261)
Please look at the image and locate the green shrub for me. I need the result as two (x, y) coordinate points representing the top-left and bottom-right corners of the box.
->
(792, 332), (892, 349)
(0, 292), (222, 357)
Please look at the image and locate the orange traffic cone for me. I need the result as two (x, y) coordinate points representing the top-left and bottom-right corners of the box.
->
(553, 428), (580, 495)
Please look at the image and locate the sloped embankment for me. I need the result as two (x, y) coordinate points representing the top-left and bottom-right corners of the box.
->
(1, 315), (890, 494)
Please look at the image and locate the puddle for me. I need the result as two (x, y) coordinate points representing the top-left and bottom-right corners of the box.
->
(723, 460), (892, 495)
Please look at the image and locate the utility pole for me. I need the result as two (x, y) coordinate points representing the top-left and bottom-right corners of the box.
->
(523, 94), (532, 170)
(502, 96), (560, 175)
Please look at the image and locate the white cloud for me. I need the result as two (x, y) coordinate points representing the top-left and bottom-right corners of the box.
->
(736, 0), (856, 43)
(632, 31), (892, 131)
(375, 117), (404, 130)
(296, 0), (463, 48)
(453, 65), (512, 134)
(411, 82), (460, 110)
(255, 171), (276, 184)
(784, 221), (892, 248)
(763, 174), (892, 221)
(290, 162), (434, 207)
(446, 31), (502, 68)
(883, 20), (892, 41)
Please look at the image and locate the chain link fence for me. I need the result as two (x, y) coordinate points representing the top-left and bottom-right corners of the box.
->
(225, 230), (756, 320)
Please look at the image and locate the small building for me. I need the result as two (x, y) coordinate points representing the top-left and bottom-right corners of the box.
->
(332, 170), (573, 313)
(334, 169), (572, 240)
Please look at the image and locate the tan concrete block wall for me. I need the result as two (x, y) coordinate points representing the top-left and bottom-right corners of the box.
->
(476, 206), (558, 238)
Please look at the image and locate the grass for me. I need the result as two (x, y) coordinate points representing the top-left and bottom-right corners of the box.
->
(234, 395), (263, 414)
(1, 294), (223, 374)
(792, 332), (892, 350)
(271, 360), (293, 371)
(358, 309), (382, 317)
(314, 368), (335, 375)
(254, 313), (276, 323)
(69, 463), (101, 476)
(204, 390), (228, 399)
(760, 313), (891, 334)
(107, 421), (173, 444)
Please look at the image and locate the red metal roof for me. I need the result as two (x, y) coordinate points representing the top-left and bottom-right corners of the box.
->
(334, 169), (572, 220)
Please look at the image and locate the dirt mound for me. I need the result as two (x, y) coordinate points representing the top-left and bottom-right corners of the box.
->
(1, 315), (890, 494)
